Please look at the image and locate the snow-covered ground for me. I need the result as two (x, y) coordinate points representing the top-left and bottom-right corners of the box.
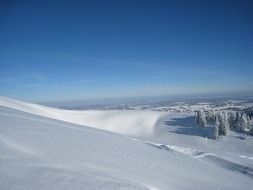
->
(0, 96), (166, 136)
(0, 96), (253, 190)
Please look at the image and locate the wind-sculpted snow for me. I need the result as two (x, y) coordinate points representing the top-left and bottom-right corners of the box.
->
(0, 96), (166, 136)
(146, 142), (253, 178)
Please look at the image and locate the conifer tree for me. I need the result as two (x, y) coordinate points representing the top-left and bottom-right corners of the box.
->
(214, 115), (219, 139)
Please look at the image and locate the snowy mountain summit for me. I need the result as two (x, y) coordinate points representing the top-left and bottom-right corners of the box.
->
(0, 96), (253, 190)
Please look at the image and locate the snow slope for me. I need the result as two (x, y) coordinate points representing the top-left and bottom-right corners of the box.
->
(0, 97), (253, 190)
(0, 96), (166, 136)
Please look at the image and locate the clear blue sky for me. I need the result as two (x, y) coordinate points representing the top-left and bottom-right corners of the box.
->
(0, 0), (253, 102)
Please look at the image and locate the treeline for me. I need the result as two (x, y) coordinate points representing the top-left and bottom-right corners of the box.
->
(195, 110), (253, 139)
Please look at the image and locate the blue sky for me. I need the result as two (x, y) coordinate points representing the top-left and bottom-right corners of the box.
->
(0, 0), (253, 102)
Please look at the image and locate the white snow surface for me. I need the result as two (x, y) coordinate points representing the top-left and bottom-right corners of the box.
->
(0, 96), (166, 136)
(0, 96), (253, 190)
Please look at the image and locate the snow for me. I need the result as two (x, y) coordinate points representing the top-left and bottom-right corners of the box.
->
(0, 96), (253, 190)
(0, 96), (166, 136)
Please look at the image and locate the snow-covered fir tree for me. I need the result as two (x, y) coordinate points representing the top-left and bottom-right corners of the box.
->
(216, 112), (223, 136)
(238, 113), (249, 133)
(196, 110), (206, 128)
(212, 111), (252, 137)
(217, 112), (229, 136)
(223, 112), (230, 136)
(213, 115), (219, 139)
(206, 109), (215, 122)
(228, 111), (237, 129)
(235, 112), (241, 128)
(247, 115), (250, 125)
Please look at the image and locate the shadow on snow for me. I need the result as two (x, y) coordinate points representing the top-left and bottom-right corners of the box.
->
(165, 116), (214, 139)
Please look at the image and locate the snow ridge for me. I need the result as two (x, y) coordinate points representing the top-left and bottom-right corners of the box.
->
(0, 96), (167, 136)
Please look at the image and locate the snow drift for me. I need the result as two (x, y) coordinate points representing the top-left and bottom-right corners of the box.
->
(0, 96), (167, 136)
